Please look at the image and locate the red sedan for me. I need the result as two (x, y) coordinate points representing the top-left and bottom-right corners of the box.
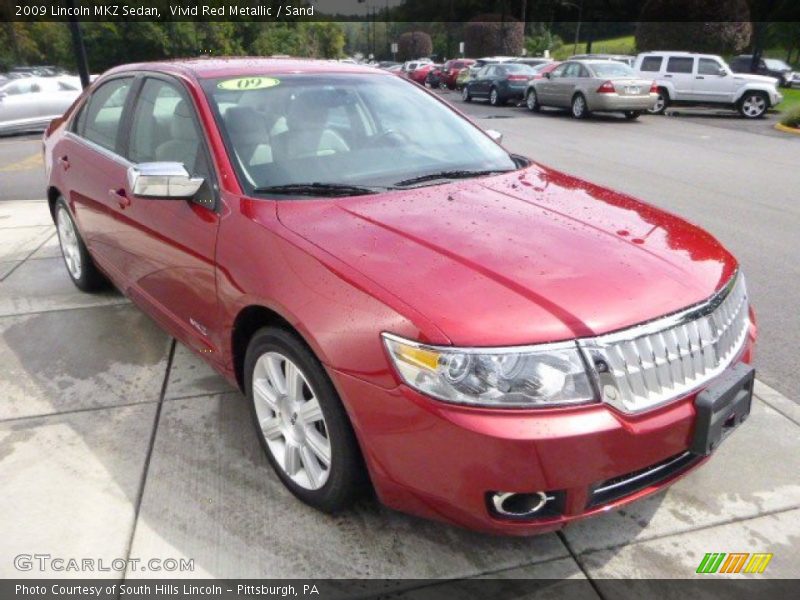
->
(44, 58), (756, 535)
(441, 58), (476, 89)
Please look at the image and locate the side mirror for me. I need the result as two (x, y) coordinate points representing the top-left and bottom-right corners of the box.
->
(0, 92), (6, 101)
(717, 68), (727, 76)
(127, 162), (203, 199)
(486, 129), (503, 144)
(544, 72), (552, 79)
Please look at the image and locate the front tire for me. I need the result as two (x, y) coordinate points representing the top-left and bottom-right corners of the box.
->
(571, 93), (589, 119)
(55, 197), (107, 292)
(525, 89), (540, 112)
(245, 327), (366, 513)
(462, 85), (472, 102)
(738, 91), (768, 118)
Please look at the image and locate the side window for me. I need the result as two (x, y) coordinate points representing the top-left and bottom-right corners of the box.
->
(128, 78), (213, 205)
(577, 65), (591, 78)
(551, 64), (568, 78)
(698, 58), (723, 75)
(79, 78), (133, 152)
(666, 57), (694, 74)
(640, 56), (663, 72)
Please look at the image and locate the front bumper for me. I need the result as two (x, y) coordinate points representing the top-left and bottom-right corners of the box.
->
(588, 93), (658, 112)
(769, 88), (784, 106)
(333, 331), (755, 536)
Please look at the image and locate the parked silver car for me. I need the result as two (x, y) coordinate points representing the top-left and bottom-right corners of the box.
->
(525, 60), (657, 119)
(0, 76), (82, 135)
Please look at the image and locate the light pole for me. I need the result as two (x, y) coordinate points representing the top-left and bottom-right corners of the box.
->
(66, 0), (90, 88)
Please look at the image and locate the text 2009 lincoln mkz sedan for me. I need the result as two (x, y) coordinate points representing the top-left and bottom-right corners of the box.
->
(44, 59), (756, 535)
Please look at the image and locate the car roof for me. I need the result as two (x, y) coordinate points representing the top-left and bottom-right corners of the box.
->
(637, 51), (721, 58)
(103, 57), (384, 80)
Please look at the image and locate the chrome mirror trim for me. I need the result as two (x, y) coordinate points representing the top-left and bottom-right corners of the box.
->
(127, 162), (204, 199)
(486, 129), (503, 144)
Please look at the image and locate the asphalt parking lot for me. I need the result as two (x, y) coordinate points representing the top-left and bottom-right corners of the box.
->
(1, 104), (799, 586)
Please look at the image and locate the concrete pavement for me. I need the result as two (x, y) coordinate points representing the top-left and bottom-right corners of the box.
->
(1, 198), (799, 584)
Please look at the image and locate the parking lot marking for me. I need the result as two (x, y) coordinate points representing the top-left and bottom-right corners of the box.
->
(0, 153), (42, 173)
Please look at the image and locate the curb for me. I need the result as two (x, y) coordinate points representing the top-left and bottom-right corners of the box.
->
(774, 122), (800, 136)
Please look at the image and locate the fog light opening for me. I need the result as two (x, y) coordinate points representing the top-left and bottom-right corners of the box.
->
(491, 491), (550, 518)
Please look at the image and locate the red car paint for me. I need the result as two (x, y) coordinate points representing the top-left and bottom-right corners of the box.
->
(44, 59), (756, 535)
(442, 59), (476, 88)
(409, 63), (439, 85)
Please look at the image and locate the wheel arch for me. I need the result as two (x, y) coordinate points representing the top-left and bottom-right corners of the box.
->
(230, 304), (309, 391)
(47, 186), (62, 221)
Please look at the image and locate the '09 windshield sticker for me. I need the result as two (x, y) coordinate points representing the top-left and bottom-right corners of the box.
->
(217, 77), (281, 91)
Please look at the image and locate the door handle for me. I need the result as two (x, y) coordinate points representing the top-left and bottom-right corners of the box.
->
(664, 74), (673, 78)
(109, 188), (130, 209)
(58, 156), (70, 171)
(696, 76), (705, 79)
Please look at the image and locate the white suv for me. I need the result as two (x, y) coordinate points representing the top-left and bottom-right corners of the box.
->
(633, 52), (783, 118)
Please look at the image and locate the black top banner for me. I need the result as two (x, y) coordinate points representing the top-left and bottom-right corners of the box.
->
(2, 0), (799, 23)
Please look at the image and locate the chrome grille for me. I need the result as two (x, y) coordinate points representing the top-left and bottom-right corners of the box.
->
(579, 273), (750, 413)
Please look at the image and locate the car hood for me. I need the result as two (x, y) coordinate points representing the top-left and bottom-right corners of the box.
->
(276, 165), (738, 346)
(734, 72), (780, 85)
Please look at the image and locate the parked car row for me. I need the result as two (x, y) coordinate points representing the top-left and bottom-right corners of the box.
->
(0, 75), (84, 135)
(455, 51), (786, 120)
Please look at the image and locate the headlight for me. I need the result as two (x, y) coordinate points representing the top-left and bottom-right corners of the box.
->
(382, 333), (598, 408)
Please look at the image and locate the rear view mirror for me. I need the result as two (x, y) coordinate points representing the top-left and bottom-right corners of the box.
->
(486, 129), (503, 144)
(127, 162), (203, 199)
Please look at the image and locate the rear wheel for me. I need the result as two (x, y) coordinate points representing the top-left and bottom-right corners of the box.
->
(525, 89), (540, 112)
(245, 327), (366, 513)
(648, 88), (669, 115)
(571, 93), (589, 119)
(462, 85), (472, 102)
(738, 91), (768, 118)
(624, 110), (642, 120)
(489, 87), (502, 106)
(55, 197), (107, 292)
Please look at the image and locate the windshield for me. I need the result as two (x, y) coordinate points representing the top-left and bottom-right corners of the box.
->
(764, 59), (790, 70)
(203, 73), (516, 195)
(589, 62), (635, 78)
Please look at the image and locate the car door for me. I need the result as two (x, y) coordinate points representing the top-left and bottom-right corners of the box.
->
(56, 76), (136, 276)
(538, 63), (568, 104)
(663, 56), (696, 100)
(693, 57), (736, 103)
(472, 66), (491, 96)
(552, 62), (580, 106)
(117, 75), (221, 355)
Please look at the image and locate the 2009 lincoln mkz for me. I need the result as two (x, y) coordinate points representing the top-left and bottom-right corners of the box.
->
(43, 58), (756, 535)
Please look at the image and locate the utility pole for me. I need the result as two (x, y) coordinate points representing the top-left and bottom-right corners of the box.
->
(66, 0), (90, 88)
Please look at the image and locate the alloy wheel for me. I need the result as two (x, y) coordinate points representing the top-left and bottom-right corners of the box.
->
(462, 86), (470, 101)
(490, 88), (498, 105)
(741, 94), (766, 118)
(252, 351), (331, 490)
(572, 95), (586, 118)
(56, 206), (82, 280)
(526, 90), (537, 111)
(650, 93), (665, 114)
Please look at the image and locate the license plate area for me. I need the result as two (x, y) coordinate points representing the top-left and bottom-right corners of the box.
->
(690, 363), (754, 456)
(625, 86), (640, 95)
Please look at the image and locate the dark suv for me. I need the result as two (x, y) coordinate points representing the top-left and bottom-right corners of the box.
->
(730, 55), (796, 88)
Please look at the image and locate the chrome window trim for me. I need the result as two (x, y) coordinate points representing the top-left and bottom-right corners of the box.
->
(64, 130), (133, 169)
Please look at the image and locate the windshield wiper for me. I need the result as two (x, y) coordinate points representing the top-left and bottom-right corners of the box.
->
(394, 169), (513, 188)
(252, 182), (385, 197)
